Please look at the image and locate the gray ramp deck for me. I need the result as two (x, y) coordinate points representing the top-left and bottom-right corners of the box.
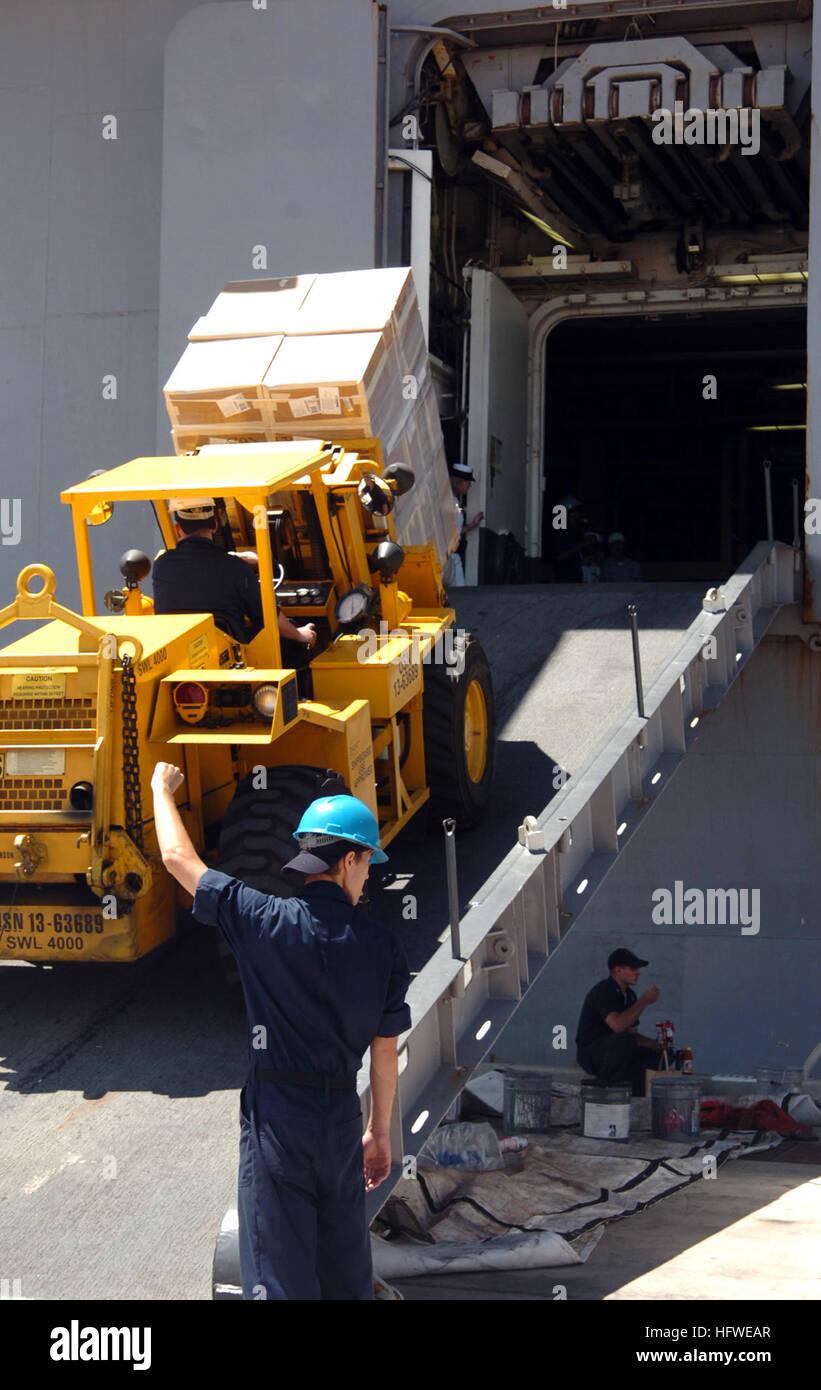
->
(377, 582), (708, 972)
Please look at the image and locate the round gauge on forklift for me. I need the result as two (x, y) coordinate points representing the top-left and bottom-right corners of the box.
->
(334, 585), (373, 627)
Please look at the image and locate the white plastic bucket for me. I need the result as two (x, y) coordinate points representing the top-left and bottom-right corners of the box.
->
(580, 1083), (631, 1142)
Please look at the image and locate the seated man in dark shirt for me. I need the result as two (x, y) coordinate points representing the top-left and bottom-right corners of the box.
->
(152, 498), (316, 655)
(575, 948), (666, 1095)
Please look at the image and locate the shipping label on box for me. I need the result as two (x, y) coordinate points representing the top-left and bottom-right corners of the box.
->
(267, 387), (369, 426)
(289, 395), (322, 419)
(215, 393), (252, 418)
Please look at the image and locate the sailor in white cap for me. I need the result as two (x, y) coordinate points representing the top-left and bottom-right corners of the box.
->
(600, 531), (642, 583)
(152, 498), (318, 649)
(447, 463), (484, 586)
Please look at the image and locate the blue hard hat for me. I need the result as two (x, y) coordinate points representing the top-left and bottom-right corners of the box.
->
(288, 794), (388, 869)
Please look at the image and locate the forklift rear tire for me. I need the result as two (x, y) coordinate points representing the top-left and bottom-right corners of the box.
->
(423, 632), (495, 828)
(213, 764), (349, 984)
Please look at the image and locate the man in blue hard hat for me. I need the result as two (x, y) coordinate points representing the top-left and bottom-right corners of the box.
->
(151, 763), (411, 1300)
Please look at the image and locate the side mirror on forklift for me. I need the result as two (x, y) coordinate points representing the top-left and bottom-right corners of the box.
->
(85, 469), (114, 525)
(119, 550), (152, 589)
(104, 550), (152, 614)
(357, 473), (394, 516)
(367, 541), (404, 581)
(382, 462), (415, 496)
(87, 500), (114, 526)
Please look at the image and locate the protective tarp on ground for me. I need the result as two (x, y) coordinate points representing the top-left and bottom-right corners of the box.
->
(371, 1097), (781, 1280)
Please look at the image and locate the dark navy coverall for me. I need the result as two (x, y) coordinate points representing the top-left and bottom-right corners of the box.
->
(576, 977), (657, 1095)
(194, 870), (412, 1300)
(152, 535), (310, 673)
(152, 535), (265, 638)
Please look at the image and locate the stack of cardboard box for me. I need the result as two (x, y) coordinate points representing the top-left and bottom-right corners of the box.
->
(163, 269), (458, 564)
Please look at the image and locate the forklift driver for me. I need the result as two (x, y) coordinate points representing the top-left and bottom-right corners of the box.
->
(152, 498), (317, 656)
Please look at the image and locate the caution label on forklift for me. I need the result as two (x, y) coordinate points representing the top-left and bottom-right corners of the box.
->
(188, 633), (210, 668)
(10, 672), (67, 698)
(5, 748), (66, 776)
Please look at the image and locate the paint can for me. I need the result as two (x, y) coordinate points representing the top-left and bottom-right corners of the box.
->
(502, 1071), (552, 1132)
(651, 1077), (701, 1142)
(755, 1066), (803, 1093)
(580, 1083), (631, 1143)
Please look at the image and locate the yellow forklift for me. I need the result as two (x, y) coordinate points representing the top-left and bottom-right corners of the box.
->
(0, 440), (494, 965)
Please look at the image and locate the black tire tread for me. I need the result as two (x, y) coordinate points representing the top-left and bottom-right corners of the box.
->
(212, 766), (350, 979)
(213, 767), (348, 895)
(422, 633), (495, 826)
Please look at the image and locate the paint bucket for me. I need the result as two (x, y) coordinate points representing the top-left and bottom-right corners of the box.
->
(580, 1083), (631, 1143)
(502, 1071), (552, 1132)
(651, 1077), (701, 1143)
(755, 1066), (803, 1094)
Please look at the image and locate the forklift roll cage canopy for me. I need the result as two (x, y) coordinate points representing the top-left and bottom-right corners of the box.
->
(60, 439), (392, 670)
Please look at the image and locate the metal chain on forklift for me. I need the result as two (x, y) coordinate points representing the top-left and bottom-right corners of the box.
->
(120, 653), (144, 851)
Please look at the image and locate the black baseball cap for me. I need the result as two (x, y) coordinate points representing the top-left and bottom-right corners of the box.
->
(608, 948), (648, 969)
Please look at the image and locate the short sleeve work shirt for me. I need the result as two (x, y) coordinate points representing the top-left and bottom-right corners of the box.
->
(575, 976), (636, 1050)
(151, 536), (265, 637)
(193, 870), (412, 1078)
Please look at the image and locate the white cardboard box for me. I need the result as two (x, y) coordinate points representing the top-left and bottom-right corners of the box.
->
(262, 331), (392, 429)
(188, 276), (317, 340)
(166, 268), (455, 565)
(292, 267), (413, 336)
(164, 336), (284, 427)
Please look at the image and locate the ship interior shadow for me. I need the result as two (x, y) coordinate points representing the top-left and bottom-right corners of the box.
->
(542, 308), (807, 583)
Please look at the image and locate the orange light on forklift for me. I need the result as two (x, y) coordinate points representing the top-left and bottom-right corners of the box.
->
(173, 681), (208, 724)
